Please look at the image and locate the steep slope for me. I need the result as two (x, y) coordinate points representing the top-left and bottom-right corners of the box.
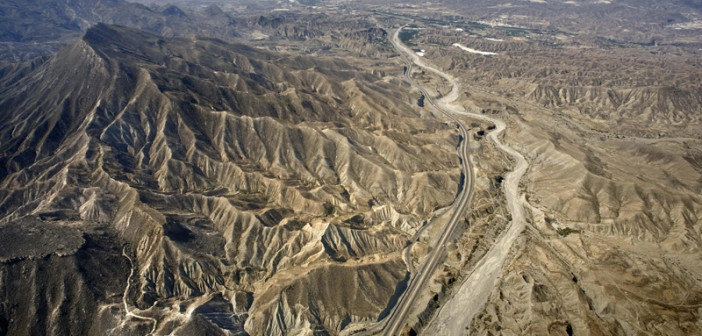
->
(0, 24), (461, 335)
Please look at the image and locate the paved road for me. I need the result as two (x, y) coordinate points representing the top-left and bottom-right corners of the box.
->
(400, 32), (530, 336)
(364, 25), (532, 336)
(349, 26), (478, 336)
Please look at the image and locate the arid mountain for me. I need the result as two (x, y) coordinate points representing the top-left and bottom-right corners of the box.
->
(0, 0), (239, 61)
(2, 1), (702, 336)
(0, 0), (397, 64)
(364, 5), (702, 335)
(0, 24), (461, 335)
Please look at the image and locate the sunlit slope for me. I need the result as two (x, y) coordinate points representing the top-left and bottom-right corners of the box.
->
(0, 24), (461, 335)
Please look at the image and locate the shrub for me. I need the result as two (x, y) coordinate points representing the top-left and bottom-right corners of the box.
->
(323, 201), (336, 217)
(557, 227), (581, 237)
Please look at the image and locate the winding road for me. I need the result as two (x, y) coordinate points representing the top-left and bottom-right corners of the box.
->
(379, 27), (477, 336)
(347, 26), (477, 336)
(362, 26), (531, 336)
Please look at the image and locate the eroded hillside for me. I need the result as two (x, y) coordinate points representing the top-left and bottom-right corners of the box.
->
(0, 24), (462, 335)
(1, 1), (702, 335)
(328, 7), (702, 334)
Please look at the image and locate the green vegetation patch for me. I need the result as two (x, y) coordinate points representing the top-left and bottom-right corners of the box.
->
(557, 227), (581, 237)
(399, 29), (420, 46)
(323, 201), (336, 217)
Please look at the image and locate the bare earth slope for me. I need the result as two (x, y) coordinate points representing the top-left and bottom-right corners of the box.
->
(0, 24), (462, 335)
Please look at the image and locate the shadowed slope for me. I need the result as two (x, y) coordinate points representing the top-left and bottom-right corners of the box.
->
(0, 24), (460, 335)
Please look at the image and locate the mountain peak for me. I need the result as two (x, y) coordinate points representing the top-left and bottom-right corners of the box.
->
(161, 5), (187, 17)
(78, 23), (172, 65)
(82, 23), (155, 49)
